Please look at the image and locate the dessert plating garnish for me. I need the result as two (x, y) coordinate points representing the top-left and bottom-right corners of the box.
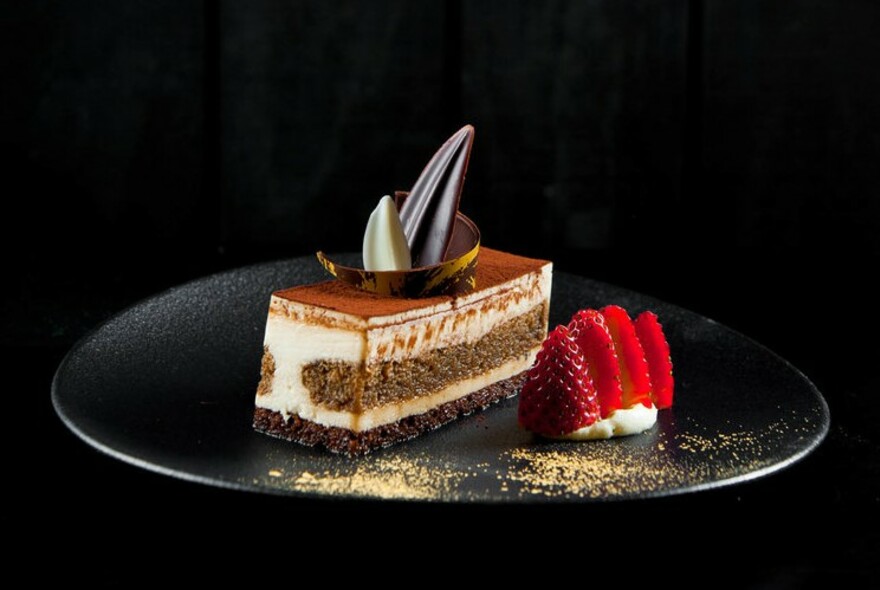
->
(318, 126), (480, 297)
(519, 306), (675, 439)
(602, 305), (653, 410)
(400, 125), (474, 267)
(634, 311), (674, 409)
(518, 325), (601, 437)
(363, 195), (412, 271)
(568, 309), (623, 418)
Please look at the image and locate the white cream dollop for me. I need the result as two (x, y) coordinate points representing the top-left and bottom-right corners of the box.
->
(555, 404), (658, 440)
(363, 195), (412, 271)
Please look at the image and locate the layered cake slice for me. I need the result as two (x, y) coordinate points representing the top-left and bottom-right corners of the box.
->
(253, 125), (552, 454)
(254, 247), (551, 454)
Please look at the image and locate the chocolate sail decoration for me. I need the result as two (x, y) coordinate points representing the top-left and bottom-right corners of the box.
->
(400, 125), (474, 268)
(318, 211), (480, 297)
(317, 126), (480, 297)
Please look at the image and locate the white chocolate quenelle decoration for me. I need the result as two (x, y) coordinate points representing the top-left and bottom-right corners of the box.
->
(363, 195), (412, 271)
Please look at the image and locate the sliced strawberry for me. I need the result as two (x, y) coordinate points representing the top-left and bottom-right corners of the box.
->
(567, 308), (623, 418)
(601, 305), (653, 409)
(518, 324), (600, 437)
(634, 311), (674, 409)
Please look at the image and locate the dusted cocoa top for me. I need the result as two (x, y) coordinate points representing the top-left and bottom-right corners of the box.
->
(276, 248), (549, 318)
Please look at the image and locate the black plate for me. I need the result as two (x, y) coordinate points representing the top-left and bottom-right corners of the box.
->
(52, 256), (829, 503)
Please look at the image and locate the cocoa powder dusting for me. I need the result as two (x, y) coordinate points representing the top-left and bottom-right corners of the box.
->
(274, 248), (549, 318)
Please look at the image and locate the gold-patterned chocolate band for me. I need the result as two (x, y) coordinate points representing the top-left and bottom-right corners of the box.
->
(317, 212), (480, 298)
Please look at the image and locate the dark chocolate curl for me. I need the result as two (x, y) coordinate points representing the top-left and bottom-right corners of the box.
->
(400, 125), (474, 267)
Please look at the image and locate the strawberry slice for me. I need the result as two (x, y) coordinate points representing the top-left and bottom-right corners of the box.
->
(567, 308), (623, 418)
(601, 305), (653, 409)
(518, 324), (600, 437)
(634, 311), (674, 409)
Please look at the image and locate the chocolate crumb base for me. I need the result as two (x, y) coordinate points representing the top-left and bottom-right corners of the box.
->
(253, 371), (527, 456)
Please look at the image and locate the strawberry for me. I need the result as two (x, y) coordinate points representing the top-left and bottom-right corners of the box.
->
(518, 324), (600, 436)
(634, 311), (674, 409)
(567, 308), (623, 418)
(601, 305), (653, 409)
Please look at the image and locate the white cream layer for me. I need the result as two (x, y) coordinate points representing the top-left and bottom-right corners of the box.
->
(260, 351), (539, 431)
(256, 263), (552, 431)
(554, 404), (658, 440)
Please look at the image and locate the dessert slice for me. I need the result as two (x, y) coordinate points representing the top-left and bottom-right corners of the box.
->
(254, 125), (552, 454)
(254, 248), (551, 455)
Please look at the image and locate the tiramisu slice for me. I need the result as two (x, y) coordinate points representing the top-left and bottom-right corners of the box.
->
(253, 125), (553, 454)
(254, 248), (551, 454)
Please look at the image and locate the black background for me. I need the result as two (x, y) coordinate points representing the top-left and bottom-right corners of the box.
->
(3, 1), (879, 583)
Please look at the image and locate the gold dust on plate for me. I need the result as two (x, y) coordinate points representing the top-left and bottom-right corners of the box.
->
(254, 416), (799, 501)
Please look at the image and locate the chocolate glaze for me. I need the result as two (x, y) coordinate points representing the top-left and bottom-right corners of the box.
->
(400, 125), (475, 267)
